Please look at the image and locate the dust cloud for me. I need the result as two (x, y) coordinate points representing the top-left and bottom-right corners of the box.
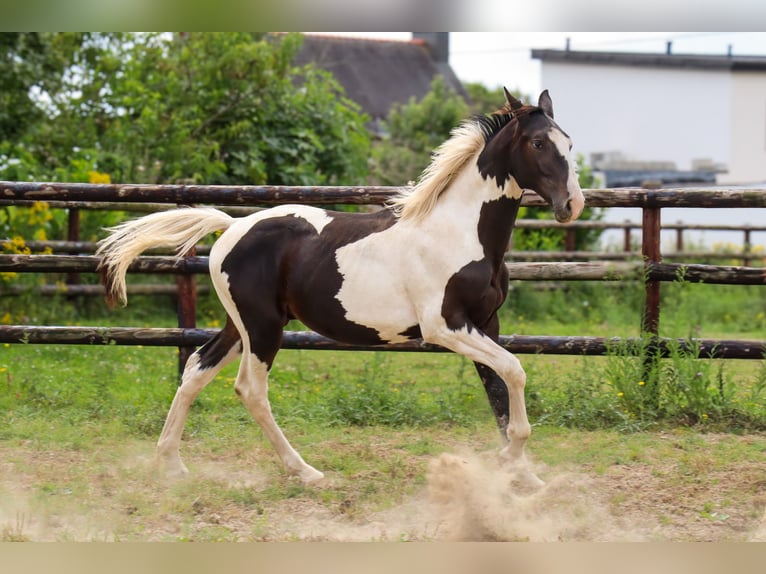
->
(273, 449), (650, 542)
(423, 450), (643, 541)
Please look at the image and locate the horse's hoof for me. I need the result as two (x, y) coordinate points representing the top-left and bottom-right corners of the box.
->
(156, 457), (190, 480)
(518, 469), (545, 488)
(298, 467), (325, 485)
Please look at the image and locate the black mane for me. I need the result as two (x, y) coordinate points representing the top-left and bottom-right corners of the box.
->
(475, 106), (543, 142)
(475, 113), (514, 142)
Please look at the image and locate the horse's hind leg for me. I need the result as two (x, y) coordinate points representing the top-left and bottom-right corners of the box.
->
(156, 318), (242, 477)
(231, 317), (324, 484)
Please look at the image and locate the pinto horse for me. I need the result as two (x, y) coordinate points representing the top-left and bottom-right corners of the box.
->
(98, 89), (585, 484)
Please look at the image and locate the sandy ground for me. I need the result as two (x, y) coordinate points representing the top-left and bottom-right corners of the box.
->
(1, 435), (765, 542)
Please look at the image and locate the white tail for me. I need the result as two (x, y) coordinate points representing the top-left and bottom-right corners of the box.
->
(96, 207), (234, 306)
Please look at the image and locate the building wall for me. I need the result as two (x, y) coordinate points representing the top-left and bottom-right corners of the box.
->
(722, 72), (766, 184)
(540, 61), (733, 178)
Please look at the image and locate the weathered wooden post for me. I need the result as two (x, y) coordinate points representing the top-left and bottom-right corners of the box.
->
(675, 220), (684, 254)
(66, 207), (81, 286)
(623, 220), (632, 253)
(564, 227), (576, 252)
(175, 201), (198, 379)
(642, 205), (661, 334)
(641, 196), (662, 404)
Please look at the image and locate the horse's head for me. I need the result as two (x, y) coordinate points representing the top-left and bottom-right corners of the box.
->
(478, 89), (585, 223)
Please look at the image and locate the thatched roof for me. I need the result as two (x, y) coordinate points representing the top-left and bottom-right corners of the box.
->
(295, 34), (467, 123)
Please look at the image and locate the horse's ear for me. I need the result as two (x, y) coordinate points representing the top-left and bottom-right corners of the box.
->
(504, 87), (524, 111)
(538, 89), (554, 118)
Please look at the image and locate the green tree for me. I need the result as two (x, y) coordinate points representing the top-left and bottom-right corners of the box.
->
(2, 32), (371, 187)
(464, 82), (528, 116)
(371, 75), (469, 186)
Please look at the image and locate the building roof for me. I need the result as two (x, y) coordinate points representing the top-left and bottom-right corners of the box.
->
(294, 34), (467, 122)
(531, 48), (766, 72)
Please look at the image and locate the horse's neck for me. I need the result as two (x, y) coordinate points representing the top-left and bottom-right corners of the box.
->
(425, 167), (522, 263)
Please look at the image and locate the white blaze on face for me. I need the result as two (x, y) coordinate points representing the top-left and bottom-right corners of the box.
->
(550, 129), (585, 222)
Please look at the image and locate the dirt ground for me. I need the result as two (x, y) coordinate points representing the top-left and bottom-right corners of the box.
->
(1, 433), (765, 542)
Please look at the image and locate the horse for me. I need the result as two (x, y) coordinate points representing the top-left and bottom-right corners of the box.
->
(97, 89), (585, 485)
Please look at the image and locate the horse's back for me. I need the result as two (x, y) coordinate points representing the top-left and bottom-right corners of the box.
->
(208, 205), (420, 345)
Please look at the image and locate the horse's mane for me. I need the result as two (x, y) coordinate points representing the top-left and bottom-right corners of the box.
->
(387, 111), (520, 221)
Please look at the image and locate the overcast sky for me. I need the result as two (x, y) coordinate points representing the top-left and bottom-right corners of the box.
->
(323, 32), (766, 97)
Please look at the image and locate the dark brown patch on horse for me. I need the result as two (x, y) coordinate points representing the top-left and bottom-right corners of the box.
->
(197, 317), (243, 370)
(398, 325), (423, 340)
(220, 209), (400, 361)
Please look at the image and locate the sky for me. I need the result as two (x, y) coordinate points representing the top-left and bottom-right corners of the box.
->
(325, 32), (766, 97)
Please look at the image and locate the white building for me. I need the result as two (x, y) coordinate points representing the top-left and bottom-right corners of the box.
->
(532, 47), (766, 186)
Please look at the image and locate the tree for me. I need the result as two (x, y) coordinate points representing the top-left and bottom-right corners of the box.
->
(1, 33), (371, 187)
(464, 82), (528, 116)
(370, 75), (469, 186)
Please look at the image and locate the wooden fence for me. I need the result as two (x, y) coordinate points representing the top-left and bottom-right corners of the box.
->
(1, 181), (765, 373)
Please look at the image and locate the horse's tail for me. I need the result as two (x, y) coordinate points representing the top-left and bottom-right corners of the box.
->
(96, 207), (234, 307)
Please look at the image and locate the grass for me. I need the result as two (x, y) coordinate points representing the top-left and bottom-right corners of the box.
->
(0, 279), (765, 540)
(1, 279), (765, 437)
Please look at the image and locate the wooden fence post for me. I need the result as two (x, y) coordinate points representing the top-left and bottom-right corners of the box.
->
(564, 227), (576, 252)
(623, 220), (632, 253)
(641, 205), (662, 400)
(176, 247), (197, 379)
(66, 207), (81, 286)
(175, 201), (198, 380)
(642, 207), (662, 335)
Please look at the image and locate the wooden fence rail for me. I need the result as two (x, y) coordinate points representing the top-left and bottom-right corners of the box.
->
(0, 326), (763, 360)
(1, 182), (765, 374)
(3, 181), (766, 207)
(2, 255), (765, 284)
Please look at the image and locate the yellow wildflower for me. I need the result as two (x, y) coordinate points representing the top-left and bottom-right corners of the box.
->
(88, 170), (112, 184)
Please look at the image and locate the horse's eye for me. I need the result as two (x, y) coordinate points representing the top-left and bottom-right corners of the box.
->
(531, 140), (544, 150)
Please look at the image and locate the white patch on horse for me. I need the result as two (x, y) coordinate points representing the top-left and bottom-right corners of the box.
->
(549, 129), (585, 220)
(503, 175), (525, 200)
(334, 160), (500, 343)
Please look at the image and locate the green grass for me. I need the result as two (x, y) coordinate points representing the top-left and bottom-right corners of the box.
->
(1, 279), (765, 440)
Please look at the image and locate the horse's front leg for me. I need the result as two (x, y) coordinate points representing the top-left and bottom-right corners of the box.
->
(472, 314), (510, 443)
(474, 362), (509, 443)
(423, 317), (541, 485)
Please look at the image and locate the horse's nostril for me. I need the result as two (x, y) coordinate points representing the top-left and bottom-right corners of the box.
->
(565, 199), (572, 214)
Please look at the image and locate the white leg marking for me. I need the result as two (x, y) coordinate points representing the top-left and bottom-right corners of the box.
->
(235, 353), (324, 484)
(156, 345), (241, 477)
(422, 322), (540, 483)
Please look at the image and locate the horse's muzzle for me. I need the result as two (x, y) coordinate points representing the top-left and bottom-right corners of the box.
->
(554, 189), (585, 223)
(554, 200), (575, 223)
